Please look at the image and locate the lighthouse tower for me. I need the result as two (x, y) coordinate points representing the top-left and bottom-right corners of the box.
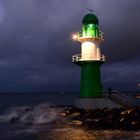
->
(73, 13), (105, 97)
(72, 13), (109, 108)
(72, 13), (134, 108)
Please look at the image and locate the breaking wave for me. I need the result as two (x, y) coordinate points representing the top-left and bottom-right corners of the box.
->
(0, 104), (63, 126)
(0, 104), (140, 140)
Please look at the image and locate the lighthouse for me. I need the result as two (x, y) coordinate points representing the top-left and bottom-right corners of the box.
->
(72, 13), (105, 97)
(72, 13), (114, 108)
(71, 13), (138, 108)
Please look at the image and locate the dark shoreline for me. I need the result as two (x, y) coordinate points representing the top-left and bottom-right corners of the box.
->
(0, 104), (140, 140)
(58, 106), (140, 131)
(0, 104), (140, 131)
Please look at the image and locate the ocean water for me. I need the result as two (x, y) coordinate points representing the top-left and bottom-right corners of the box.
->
(0, 92), (140, 140)
(0, 92), (79, 113)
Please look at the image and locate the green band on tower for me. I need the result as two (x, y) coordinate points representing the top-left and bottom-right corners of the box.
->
(80, 61), (103, 97)
(72, 12), (105, 99)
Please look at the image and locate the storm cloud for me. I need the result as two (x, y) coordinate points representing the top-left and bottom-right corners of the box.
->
(0, 0), (140, 91)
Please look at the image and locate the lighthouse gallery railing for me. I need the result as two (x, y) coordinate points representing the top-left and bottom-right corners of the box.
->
(72, 54), (105, 62)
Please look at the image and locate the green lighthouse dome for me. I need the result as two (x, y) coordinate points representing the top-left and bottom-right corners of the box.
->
(82, 13), (99, 25)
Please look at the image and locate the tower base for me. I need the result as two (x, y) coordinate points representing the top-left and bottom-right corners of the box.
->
(75, 97), (120, 109)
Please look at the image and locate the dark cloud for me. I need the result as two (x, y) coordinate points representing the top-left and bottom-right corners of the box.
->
(0, 0), (139, 91)
(102, 60), (140, 90)
(96, 0), (140, 62)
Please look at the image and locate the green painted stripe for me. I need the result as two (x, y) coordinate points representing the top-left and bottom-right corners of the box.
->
(79, 61), (103, 97)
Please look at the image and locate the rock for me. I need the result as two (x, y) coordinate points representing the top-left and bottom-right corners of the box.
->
(120, 118), (124, 122)
(71, 120), (82, 125)
(59, 112), (67, 117)
(85, 118), (93, 122)
(121, 110), (127, 115)
(127, 108), (134, 114)
(60, 107), (140, 130)
(71, 112), (80, 117)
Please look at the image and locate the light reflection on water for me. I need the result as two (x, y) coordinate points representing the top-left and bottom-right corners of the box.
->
(1, 126), (140, 140)
(39, 128), (140, 140)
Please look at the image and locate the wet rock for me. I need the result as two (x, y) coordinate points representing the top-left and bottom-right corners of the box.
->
(71, 120), (82, 125)
(71, 112), (80, 118)
(85, 118), (93, 122)
(60, 107), (140, 130)
(59, 112), (67, 117)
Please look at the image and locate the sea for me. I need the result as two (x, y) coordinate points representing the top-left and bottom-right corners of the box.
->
(0, 92), (140, 140)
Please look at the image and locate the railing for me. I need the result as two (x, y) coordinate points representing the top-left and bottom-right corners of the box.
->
(100, 54), (105, 61)
(72, 54), (105, 62)
(106, 91), (135, 107)
(78, 31), (104, 38)
(72, 54), (81, 62)
(99, 31), (104, 38)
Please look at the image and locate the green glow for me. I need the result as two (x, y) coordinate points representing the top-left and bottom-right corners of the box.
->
(82, 24), (99, 37)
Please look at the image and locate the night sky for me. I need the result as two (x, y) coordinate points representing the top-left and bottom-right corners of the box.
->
(0, 0), (140, 92)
